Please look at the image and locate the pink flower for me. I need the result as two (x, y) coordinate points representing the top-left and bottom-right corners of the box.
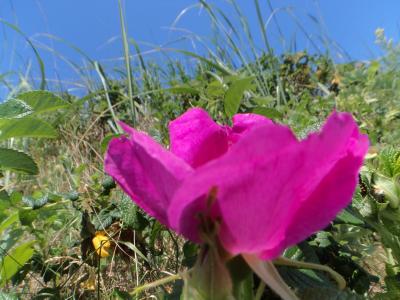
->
(105, 108), (368, 260)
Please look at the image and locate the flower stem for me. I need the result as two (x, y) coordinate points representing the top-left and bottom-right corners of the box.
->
(254, 282), (266, 300)
(274, 257), (346, 290)
(243, 254), (299, 300)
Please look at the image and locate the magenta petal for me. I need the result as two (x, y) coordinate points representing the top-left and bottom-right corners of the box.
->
(260, 147), (367, 259)
(105, 122), (192, 226)
(168, 108), (229, 168)
(169, 112), (368, 257)
(232, 113), (273, 133)
(168, 121), (298, 244)
(229, 113), (273, 144)
(260, 114), (369, 259)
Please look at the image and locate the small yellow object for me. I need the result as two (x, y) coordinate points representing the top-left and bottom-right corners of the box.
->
(331, 73), (341, 86)
(92, 231), (111, 258)
(80, 274), (96, 291)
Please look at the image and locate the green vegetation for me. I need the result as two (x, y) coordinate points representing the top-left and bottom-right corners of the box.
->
(1, 1), (400, 299)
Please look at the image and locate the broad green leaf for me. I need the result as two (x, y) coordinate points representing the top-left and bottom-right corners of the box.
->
(224, 77), (254, 118)
(0, 99), (32, 119)
(0, 148), (38, 175)
(16, 90), (70, 114)
(0, 240), (35, 287)
(0, 118), (57, 140)
(0, 212), (18, 236)
(253, 106), (283, 120)
(253, 96), (274, 106)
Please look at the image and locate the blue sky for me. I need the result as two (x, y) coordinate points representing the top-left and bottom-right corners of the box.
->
(0, 0), (399, 97)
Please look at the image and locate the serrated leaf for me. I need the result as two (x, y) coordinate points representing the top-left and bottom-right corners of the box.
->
(0, 241), (35, 287)
(16, 90), (70, 114)
(22, 194), (49, 209)
(0, 291), (18, 300)
(224, 77), (254, 118)
(0, 99), (32, 119)
(0, 148), (38, 175)
(0, 118), (57, 140)
(336, 208), (365, 226)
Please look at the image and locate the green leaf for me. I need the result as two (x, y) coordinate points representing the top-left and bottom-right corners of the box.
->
(335, 208), (365, 226)
(205, 80), (225, 98)
(0, 99), (32, 119)
(22, 194), (49, 209)
(0, 190), (10, 202)
(253, 96), (274, 106)
(252, 106), (283, 120)
(0, 213), (19, 236)
(0, 291), (18, 300)
(0, 148), (38, 175)
(0, 118), (57, 140)
(0, 241), (35, 287)
(19, 209), (39, 227)
(224, 77), (254, 118)
(16, 90), (70, 114)
(375, 176), (400, 209)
